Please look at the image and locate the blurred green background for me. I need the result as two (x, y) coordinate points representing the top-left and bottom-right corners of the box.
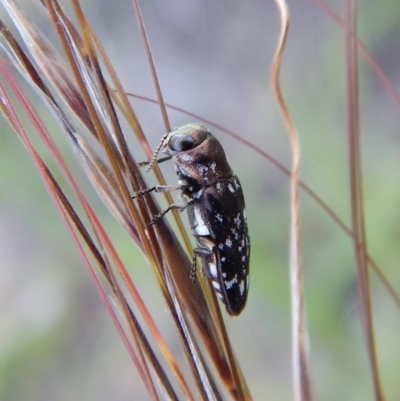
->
(1, 1), (400, 400)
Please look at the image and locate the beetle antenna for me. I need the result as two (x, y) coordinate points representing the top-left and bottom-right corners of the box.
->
(139, 155), (172, 167)
(146, 133), (168, 172)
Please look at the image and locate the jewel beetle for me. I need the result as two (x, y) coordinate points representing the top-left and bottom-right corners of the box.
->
(145, 123), (250, 316)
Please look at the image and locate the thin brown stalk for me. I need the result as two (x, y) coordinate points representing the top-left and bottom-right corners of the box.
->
(344, 1), (385, 400)
(131, 0), (170, 133)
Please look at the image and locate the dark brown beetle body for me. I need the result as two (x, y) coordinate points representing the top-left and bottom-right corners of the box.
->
(151, 123), (250, 315)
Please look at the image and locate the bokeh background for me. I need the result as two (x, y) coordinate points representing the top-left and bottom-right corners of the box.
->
(1, 1), (400, 400)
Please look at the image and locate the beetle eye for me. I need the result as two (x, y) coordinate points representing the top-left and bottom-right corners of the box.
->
(168, 133), (196, 152)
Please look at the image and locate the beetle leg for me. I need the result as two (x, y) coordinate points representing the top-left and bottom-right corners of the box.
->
(132, 185), (181, 199)
(190, 248), (213, 282)
(149, 203), (188, 225)
(194, 247), (214, 257)
(190, 254), (197, 283)
(193, 247), (214, 277)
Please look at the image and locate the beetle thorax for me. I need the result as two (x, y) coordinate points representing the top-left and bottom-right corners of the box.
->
(172, 136), (232, 186)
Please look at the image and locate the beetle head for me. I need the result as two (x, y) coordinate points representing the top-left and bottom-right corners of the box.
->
(164, 123), (232, 185)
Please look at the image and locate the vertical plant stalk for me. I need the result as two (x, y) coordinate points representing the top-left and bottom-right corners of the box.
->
(344, 1), (385, 400)
(271, 1), (313, 400)
(131, 0), (170, 133)
(130, 3), (249, 400)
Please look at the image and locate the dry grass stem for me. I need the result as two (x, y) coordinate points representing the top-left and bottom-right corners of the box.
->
(271, 1), (313, 400)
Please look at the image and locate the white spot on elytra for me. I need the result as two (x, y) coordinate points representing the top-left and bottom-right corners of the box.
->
(215, 214), (223, 222)
(234, 178), (241, 189)
(222, 272), (227, 278)
(218, 243), (224, 250)
(228, 183), (235, 193)
(239, 280), (245, 295)
(234, 213), (242, 228)
(210, 161), (217, 172)
(225, 237), (232, 247)
(224, 275), (238, 290)
(242, 255), (246, 262)
(243, 209), (247, 220)
(238, 246), (242, 252)
(221, 257), (226, 262)
(194, 207), (210, 236)
(209, 263), (217, 278)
